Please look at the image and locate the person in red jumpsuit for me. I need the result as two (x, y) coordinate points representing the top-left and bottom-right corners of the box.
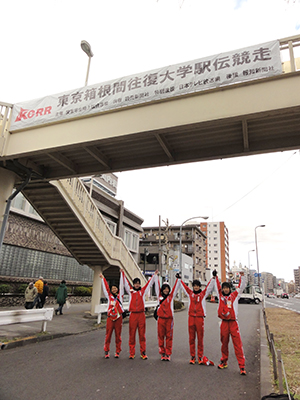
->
(154, 277), (181, 361)
(214, 270), (247, 375)
(180, 275), (215, 365)
(100, 270), (125, 359)
(123, 271), (157, 360)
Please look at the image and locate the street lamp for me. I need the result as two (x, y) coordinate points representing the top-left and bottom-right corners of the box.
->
(81, 40), (94, 86)
(248, 249), (255, 286)
(255, 225), (265, 289)
(179, 216), (209, 287)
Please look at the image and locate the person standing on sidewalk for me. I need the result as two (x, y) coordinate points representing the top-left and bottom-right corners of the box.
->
(34, 276), (44, 308)
(214, 270), (247, 375)
(55, 280), (68, 315)
(123, 271), (158, 360)
(154, 276), (181, 361)
(99, 270), (125, 359)
(40, 280), (49, 308)
(179, 273), (216, 365)
(24, 282), (38, 309)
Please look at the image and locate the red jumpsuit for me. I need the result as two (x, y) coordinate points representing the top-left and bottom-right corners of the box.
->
(102, 274), (124, 354)
(155, 278), (181, 357)
(180, 278), (215, 360)
(123, 275), (155, 357)
(215, 275), (246, 368)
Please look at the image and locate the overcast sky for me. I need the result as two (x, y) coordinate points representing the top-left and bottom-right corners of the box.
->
(1, 0), (300, 281)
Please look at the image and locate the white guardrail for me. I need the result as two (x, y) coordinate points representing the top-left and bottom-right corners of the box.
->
(95, 301), (157, 324)
(0, 308), (54, 333)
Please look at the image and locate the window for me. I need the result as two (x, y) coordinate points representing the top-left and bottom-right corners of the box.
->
(12, 193), (26, 211)
(104, 219), (117, 235)
(124, 229), (139, 252)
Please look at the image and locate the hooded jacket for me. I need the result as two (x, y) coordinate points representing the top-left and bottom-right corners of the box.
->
(155, 278), (181, 319)
(101, 273), (124, 321)
(123, 274), (155, 312)
(55, 283), (68, 305)
(215, 275), (246, 320)
(25, 285), (38, 302)
(180, 277), (215, 317)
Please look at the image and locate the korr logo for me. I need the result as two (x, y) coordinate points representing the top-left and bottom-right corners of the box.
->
(15, 106), (52, 122)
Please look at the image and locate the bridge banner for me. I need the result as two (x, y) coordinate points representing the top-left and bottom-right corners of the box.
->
(10, 40), (282, 131)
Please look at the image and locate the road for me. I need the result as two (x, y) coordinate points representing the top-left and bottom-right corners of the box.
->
(264, 296), (300, 313)
(0, 303), (260, 400)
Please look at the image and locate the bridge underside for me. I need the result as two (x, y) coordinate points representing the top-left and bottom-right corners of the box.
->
(2, 72), (300, 182)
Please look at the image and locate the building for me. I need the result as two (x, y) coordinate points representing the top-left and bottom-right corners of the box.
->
(139, 223), (207, 282)
(200, 221), (229, 282)
(294, 267), (300, 293)
(0, 173), (143, 283)
(261, 272), (275, 294)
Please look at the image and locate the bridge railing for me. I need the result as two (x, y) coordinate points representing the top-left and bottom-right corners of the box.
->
(279, 34), (300, 73)
(53, 178), (146, 285)
(0, 101), (13, 157)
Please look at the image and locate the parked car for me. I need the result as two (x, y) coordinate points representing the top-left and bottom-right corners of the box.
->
(294, 293), (300, 299)
(281, 293), (289, 299)
(267, 293), (276, 298)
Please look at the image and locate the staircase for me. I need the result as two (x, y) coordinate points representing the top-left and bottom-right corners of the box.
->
(22, 178), (146, 284)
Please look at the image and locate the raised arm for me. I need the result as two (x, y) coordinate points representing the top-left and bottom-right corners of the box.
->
(99, 273), (110, 300)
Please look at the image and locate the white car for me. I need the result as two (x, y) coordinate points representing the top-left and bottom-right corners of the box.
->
(294, 293), (300, 299)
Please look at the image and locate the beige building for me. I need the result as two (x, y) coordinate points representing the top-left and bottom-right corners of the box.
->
(294, 267), (300, 293)
(200, 221), (229, 282)
(140, 224), (207, 282)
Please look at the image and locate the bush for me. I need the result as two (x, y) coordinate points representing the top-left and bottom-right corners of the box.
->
(174, 300), (184, 310)
(73, 286), (92, 296)
(18, 284), (28, 294)
(49, 286), (59, 296)
(0, 284), (13, 293)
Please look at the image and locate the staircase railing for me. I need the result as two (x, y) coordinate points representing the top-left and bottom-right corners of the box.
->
(51, 178), (146, 284)
(0, 101), (13, 157)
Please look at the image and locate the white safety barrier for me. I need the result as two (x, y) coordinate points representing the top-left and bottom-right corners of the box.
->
(0, 308), (54, 333)
(95, 301), (157, 324)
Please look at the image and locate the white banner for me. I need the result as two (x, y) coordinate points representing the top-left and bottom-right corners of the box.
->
(10, 40), (282, 131)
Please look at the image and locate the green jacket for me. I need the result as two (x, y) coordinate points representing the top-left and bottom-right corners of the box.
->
(55, 283), (68, 305)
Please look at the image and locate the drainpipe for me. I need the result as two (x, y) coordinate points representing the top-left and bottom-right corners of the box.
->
(0, 167), (32, 253)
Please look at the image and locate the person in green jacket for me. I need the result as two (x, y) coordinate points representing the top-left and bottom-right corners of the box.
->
(55, 280), (68, 315)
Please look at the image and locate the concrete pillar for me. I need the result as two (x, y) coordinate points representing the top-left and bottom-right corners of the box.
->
(0, 168), (17, 233)
(90, 265), (103, 315)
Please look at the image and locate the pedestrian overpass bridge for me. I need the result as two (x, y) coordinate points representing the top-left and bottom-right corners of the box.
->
(1, 35), (300, 313)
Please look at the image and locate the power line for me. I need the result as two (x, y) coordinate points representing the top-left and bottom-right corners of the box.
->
(213, 151), (298, 219)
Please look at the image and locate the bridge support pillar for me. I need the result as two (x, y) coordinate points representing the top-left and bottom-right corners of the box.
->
(0, 168), (17, 236)
(90, 265), (104, 316)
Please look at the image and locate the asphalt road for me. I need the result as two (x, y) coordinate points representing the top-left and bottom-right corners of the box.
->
(0, 303), (260, 400)
(264, 296), (300, 313)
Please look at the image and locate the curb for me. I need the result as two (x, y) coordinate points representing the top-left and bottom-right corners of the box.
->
(260, 307), (273, 398)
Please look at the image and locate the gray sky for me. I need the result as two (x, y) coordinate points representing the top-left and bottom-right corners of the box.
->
(1, 0), (300, 281)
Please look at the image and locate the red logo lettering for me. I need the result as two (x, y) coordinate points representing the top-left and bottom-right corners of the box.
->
(15, 108), (28, 122)
(15, 106), (52, 122)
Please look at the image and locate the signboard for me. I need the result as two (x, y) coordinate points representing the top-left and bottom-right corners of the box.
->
(10, 40), (282, 131)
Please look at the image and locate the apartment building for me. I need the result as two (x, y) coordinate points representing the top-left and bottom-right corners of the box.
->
(140, 224), (207, 282)
(200, 221), (229, 282)
(294, 267), (300, 293)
